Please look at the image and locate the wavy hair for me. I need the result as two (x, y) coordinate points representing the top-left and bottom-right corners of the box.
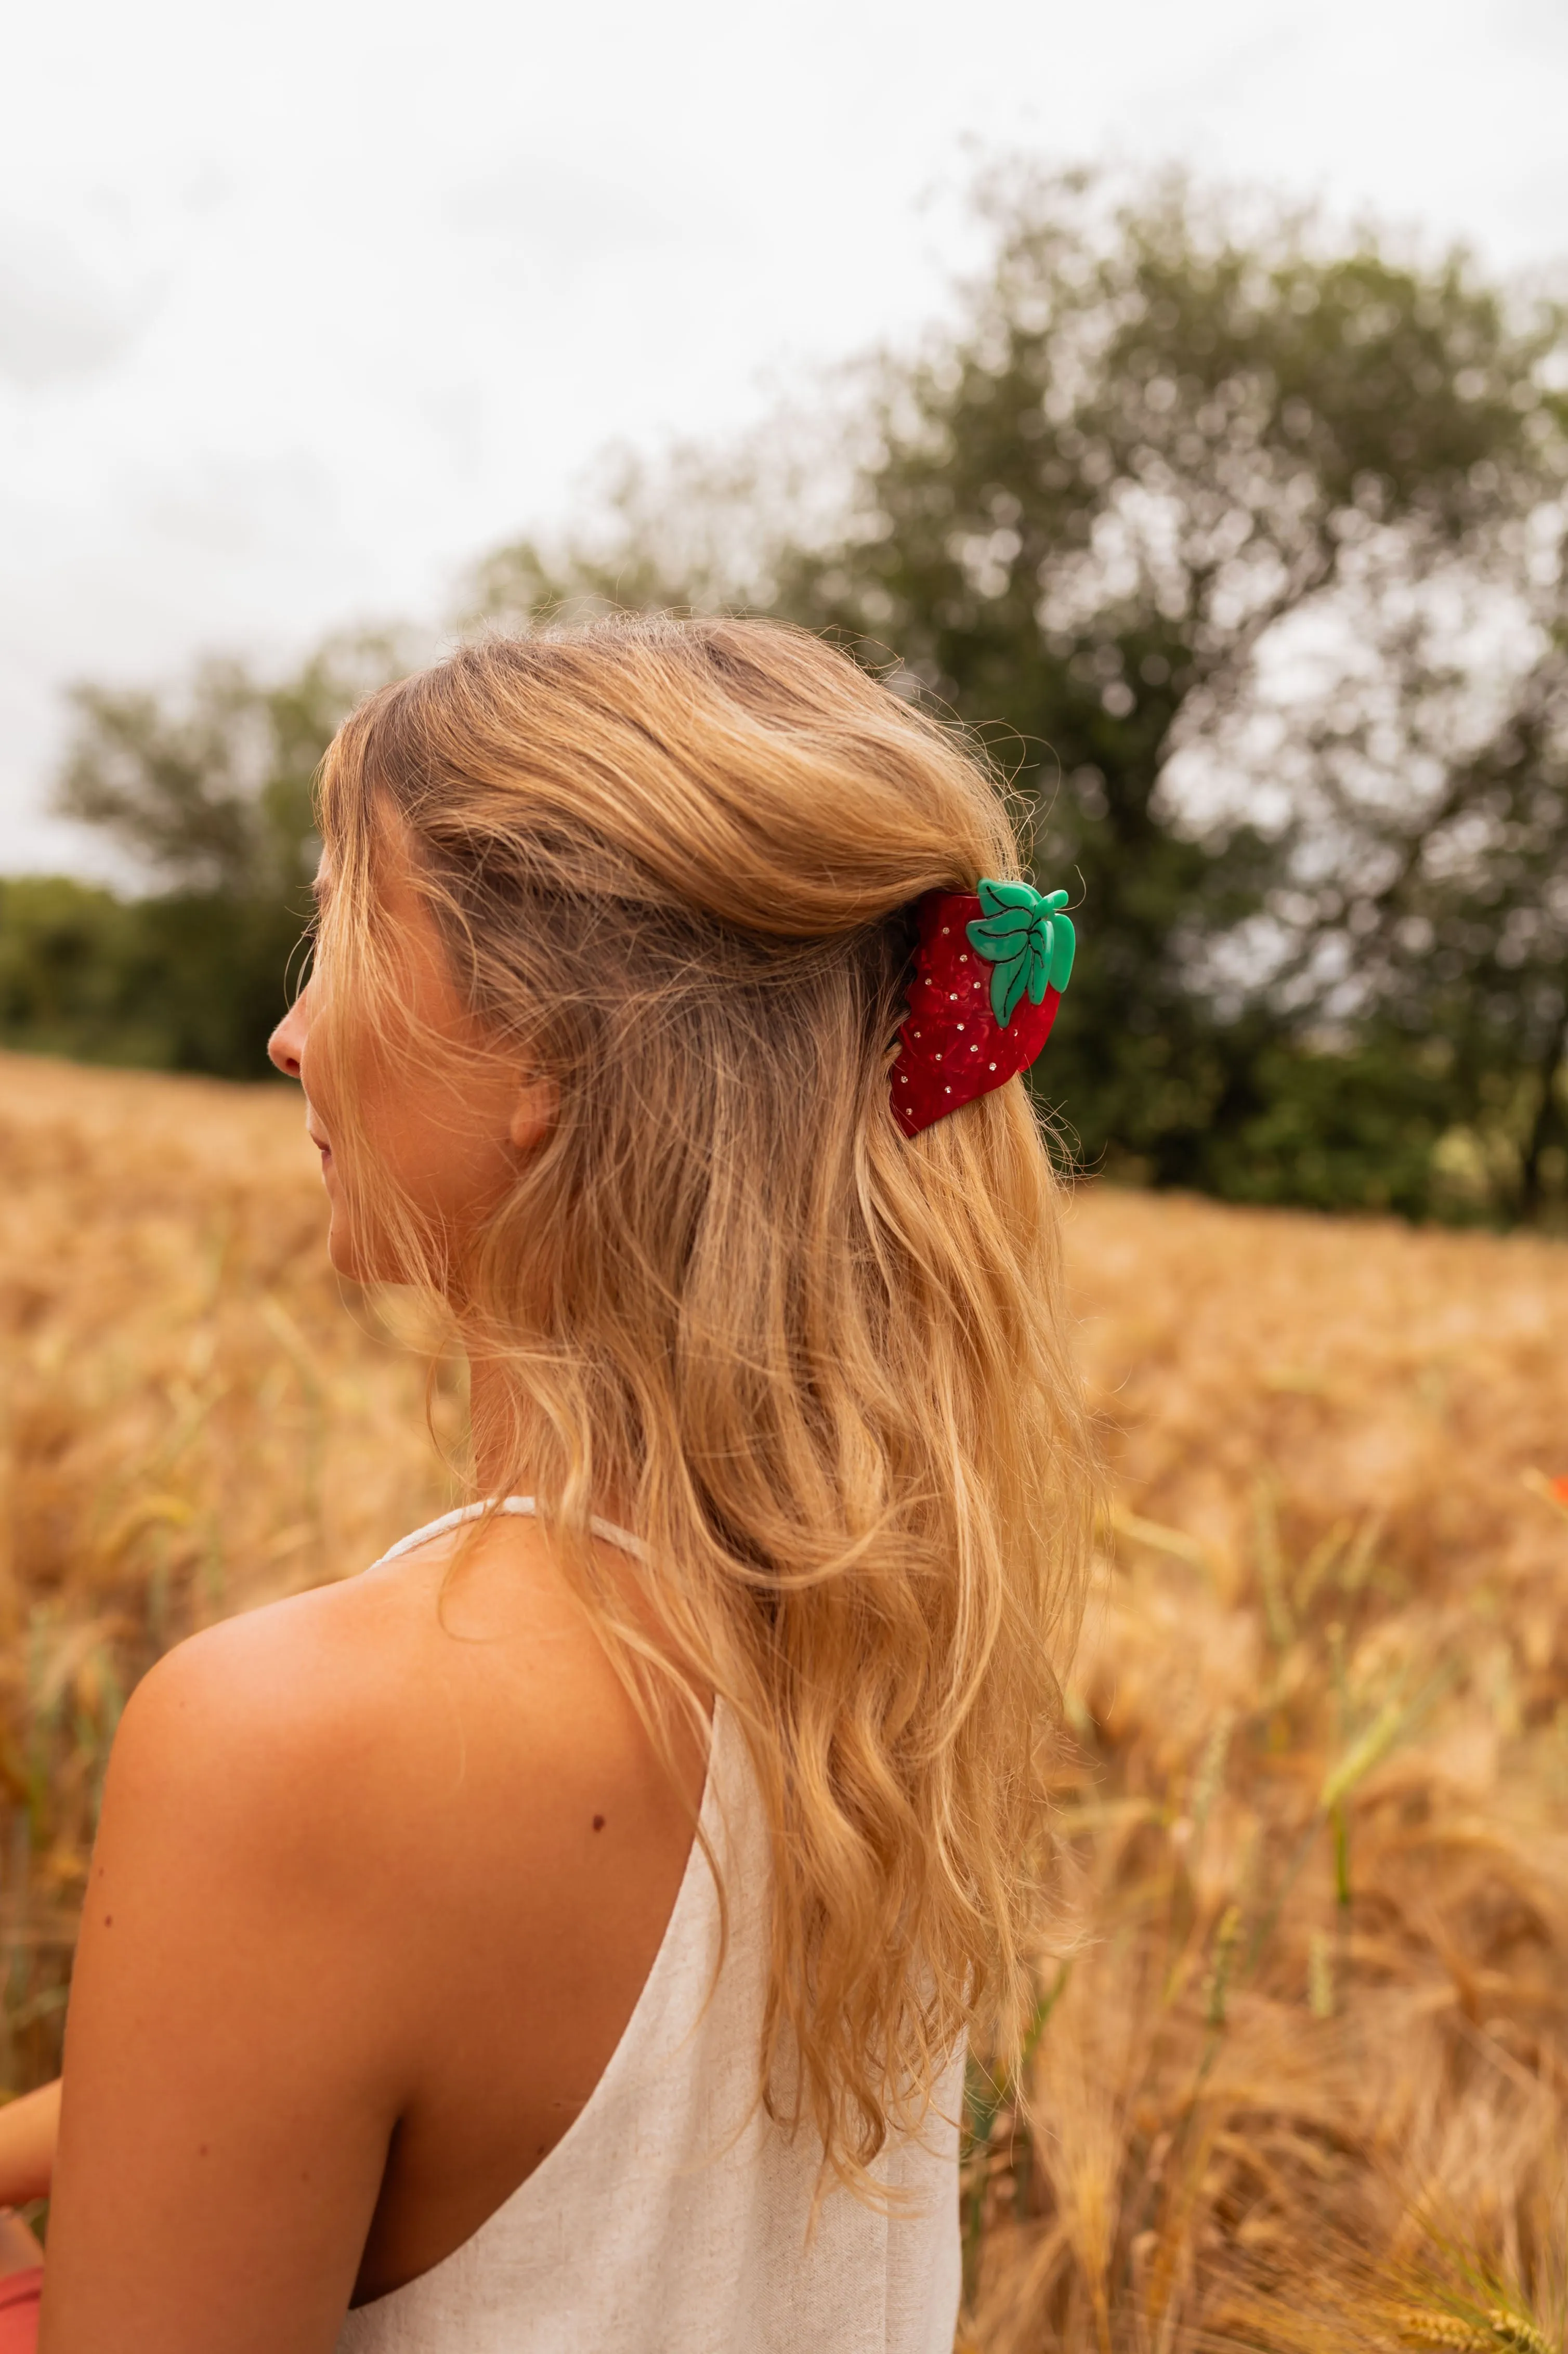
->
(310, 615), (1096, 2192)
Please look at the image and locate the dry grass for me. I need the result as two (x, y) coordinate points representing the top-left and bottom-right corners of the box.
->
(2, 1050), (1566, 2343)
(968, 1189), (1568, 2352)
(0, 1051), (458, 2091)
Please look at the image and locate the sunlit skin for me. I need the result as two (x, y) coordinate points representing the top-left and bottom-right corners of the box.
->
(0, 840), (705, 2354)
(287, 847), (556, 1288)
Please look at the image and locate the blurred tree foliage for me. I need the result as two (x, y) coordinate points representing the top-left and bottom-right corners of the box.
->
(480, 168), (1568, 1222)
(9, 169), (1567, 1220)
(2, 636), (407, 1077)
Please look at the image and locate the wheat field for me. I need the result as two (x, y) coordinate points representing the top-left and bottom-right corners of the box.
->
(2, 1048), (1566, 2348)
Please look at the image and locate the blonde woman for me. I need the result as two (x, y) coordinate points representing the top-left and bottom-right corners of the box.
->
(0, 619), (1093, 2352)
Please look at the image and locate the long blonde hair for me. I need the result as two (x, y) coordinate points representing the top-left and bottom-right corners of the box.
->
(312, 615), (1095, 2190)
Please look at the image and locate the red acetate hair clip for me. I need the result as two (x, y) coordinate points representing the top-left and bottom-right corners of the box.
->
(890, 880), (1076, 1138)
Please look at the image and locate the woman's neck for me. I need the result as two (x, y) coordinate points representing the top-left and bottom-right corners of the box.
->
(466, 1350), (524, 1498)
(465, 1352), (632, 1531)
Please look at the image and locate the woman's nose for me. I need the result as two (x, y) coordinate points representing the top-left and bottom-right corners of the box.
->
(268, 989), (308, 1080)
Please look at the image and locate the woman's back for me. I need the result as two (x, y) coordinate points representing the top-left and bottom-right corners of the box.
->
(42, 1498), (719, 2344)
(338, 1507), (962, 2354)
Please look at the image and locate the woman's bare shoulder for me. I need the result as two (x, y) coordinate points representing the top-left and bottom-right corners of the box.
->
(107, 1508), (646, 1883)
(50, 1514), (702, 2346)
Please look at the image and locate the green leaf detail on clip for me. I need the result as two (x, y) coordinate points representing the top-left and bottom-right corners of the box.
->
(966, 881), (1074, 1030)
(1047, 910), (1076, 994)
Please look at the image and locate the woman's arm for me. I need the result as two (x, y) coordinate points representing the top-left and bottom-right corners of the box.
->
(38, 1594), (409, 2354)
(0, 2082), (59, 2209)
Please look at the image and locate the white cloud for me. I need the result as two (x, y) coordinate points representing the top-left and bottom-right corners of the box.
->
(2, 0), (1566, 866)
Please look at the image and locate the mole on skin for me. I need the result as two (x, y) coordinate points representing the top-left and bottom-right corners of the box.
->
(592, 1815), (605, 1832)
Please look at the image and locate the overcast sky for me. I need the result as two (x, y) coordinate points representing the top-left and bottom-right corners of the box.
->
(4, 0), (1566, 871)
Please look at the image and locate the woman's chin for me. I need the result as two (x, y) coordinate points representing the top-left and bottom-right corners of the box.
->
(325, 1213), (366, 1281)
(326, 1213), (409, 1288)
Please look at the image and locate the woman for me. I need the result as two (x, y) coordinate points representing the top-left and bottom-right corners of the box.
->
(0, 617), (1092, 2351)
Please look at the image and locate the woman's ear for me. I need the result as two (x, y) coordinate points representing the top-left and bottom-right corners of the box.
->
(508, 1074), (559, 1157)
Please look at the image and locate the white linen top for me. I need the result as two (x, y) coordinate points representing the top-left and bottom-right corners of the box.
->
(336, 1499), (964, 2354)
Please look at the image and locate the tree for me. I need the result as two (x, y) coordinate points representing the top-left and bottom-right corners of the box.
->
(27, 633), (411, 1078)
(57, 633), (407, 899)
(0, 878), (161, 1065)
(482, 167), (1568, 1219)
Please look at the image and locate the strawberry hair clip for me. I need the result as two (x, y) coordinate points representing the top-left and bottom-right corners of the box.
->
(890, 880), (1077, 1137)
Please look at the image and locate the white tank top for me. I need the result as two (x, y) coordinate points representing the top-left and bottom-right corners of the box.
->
(336, 1500), (964, 2354)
